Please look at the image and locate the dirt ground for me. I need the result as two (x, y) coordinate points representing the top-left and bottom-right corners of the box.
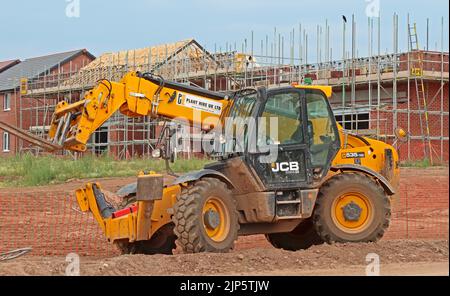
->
(0, 240), (447, 276)
(0, 167), (448, 275)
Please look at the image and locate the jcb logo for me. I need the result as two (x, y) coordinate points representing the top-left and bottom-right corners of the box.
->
(271, 162), (300, 173)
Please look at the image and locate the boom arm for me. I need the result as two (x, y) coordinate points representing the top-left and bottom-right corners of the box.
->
(49, 72), (231, 152)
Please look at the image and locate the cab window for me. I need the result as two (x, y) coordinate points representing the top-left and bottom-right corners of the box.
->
(227, 91), (257, 152)
(306, 91), (337, 166)
(258, 91), (304, 147)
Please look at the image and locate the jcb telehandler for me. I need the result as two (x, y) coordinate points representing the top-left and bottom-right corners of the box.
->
(47, 71), (399, 254)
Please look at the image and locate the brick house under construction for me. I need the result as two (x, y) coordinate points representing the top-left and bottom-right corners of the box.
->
(326, 51), (449, 163)
(1, 39), (448, 163)
(0, 49), (95, 155)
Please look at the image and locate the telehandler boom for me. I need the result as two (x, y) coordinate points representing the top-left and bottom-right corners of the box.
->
(47, 71), (399, 254)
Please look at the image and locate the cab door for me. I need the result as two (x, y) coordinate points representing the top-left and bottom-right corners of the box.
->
(246, 87), (340, 191)
(246, 88), (311, 190)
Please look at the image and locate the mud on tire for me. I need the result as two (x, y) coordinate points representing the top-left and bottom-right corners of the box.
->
(172, 177), (239, 253)
(313, 173), (391, 243)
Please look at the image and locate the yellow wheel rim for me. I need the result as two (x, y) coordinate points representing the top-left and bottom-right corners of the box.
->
(331, 192), (373, 233)
(202, 196), (230, 242)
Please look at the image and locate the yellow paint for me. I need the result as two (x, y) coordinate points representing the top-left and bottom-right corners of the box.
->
(75, 188), (89, 212)
(20, 78), (28, 95)
(75, 182), (180, 243)
(333, 127), (400, 182)
(294, 84), (333, 98)
(398, 128), (407, 138)
(331, 192), (373, 233)
(49, 72), (230, 152)
(202, 196), (230, 242)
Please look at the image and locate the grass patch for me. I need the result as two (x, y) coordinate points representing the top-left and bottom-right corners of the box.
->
(0, 153), (212, 188)
(399, 158), (444, 168)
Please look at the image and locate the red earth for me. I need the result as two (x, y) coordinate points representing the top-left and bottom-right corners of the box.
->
(0, 167), (448, 257)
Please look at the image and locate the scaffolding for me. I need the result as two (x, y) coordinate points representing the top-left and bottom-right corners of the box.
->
(15, 14), (449, 163)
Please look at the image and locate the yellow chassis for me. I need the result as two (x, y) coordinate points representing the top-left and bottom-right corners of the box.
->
(76, 183), (180, 243)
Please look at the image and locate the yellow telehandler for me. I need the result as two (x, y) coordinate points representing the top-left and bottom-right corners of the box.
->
(44, 71), (399, 254)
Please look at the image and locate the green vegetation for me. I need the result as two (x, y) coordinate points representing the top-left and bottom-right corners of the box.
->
(1, 154), (444, 188)
(0, 153), (211, 188)
(400, 158), (444, 168)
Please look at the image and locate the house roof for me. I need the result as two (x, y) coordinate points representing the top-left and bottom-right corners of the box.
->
(0, 49), (95, 92)
(81, 39), (211, 70)
(64, 39), (219, 87)
(0, 60), (20, 74)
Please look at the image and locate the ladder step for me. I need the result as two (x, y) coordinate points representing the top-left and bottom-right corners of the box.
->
(276, 200), (301, 205)
(277, 215), (303, 220)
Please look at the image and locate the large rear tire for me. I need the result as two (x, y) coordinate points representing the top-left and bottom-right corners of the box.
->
(313, 173), (391, 243)
(172, 177), (239, 253)
(265, 218), (323, 251)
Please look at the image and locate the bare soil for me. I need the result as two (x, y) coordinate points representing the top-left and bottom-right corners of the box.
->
(0, 167), (448, 275)
(0, 240), (447, 276)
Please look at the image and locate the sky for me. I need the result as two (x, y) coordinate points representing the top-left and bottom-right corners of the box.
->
(0, 0), (448, 62)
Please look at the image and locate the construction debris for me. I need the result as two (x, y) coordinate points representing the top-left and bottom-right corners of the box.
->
(0, 248), (32, 262)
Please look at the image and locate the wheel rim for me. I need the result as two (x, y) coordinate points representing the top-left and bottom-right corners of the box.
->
(202, 196), (230, 242)
(331, 192), (374, 233)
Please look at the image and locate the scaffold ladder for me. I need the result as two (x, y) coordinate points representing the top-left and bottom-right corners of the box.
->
(408, 23), (433, 164)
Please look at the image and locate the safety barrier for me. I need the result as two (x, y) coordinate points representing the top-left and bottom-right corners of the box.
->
(0, 169), (448, 257)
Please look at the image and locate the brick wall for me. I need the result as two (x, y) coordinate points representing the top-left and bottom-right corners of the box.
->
(0, 91), (20, 154)
(369, 80), (449, 162)
(0, 52), (94, 156)
(399, 51), (449, 73)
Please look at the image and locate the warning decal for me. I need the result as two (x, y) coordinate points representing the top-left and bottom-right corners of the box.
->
(177, 94), (223, 115)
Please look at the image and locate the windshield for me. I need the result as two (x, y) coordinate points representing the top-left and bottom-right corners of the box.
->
(258, 91), (303, 146)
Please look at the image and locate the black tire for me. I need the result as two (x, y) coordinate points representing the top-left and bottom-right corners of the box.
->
(172, 177), (239, 253)
(265, 218), (324, 251)
(115, 223), (177, 255)
(313, 173), (391, 243)
(113, 194), (177, 255)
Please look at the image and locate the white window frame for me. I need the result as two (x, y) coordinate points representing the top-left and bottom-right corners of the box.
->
(333, 107), (371, 131)
(3, 93), (11, 111)
(2, 132), (10, 152)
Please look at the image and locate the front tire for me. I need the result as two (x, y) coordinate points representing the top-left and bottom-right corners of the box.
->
(172, 178), (239, 253)
(313, 173), (391, 243)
